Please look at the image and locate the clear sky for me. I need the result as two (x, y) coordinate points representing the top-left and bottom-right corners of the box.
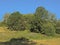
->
(0, 0), (60, 20)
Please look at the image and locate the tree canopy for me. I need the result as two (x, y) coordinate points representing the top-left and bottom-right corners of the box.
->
(0, 6), (60, 36)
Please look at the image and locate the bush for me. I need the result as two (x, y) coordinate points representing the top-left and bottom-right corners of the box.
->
(42, 22), (56, 36)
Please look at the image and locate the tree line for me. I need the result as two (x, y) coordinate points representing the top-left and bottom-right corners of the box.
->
(0, 6), (60, 36)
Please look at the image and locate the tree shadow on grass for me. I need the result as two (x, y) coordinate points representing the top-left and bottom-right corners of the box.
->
(0, 37), (36, 45)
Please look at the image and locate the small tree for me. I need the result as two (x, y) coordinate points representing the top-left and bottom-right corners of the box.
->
(3, 13), (10, 24)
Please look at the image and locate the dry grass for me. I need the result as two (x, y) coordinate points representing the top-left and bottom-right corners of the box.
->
(0, 27), (6, 32)
(0, 27), (60, 45)
(33, 38), (60, 45)
(0, 27), (10, 32)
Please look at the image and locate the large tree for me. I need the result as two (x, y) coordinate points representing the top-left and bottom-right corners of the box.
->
(30, 7), (48, 33)
(30, 7), (56, 35)
(56, 20), (60, 34)
(7, 12), (26, 31)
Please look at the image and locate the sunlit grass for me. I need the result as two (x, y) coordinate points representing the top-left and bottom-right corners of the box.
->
(0, 27), (60, 45)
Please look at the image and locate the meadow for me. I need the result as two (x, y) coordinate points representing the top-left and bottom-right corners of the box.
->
(0, 27), (60, 45)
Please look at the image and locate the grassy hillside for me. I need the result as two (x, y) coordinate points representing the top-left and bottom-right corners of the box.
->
(0, 27), (60, 45)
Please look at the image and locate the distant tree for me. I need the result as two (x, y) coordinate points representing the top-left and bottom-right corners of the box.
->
(56, 20), (60, 27)
(56, 20), (60, 34)
(7, 12), (26, 31)
(0, 13), (10, 27)
(4, 6), (57, 36)
(42, 21), (56, 36)
(48, 13), (56, 27)
(23, 14), (34, 30)
(3, 13), (10, 24)
(30, 6), (56, 35)
(30, 7), (48, 33)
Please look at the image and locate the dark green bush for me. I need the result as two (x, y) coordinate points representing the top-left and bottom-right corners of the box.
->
(56, 29), (60, 34)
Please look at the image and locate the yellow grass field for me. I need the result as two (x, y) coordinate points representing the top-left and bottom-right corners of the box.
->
(0, 27), (60, 45)
(0, 27), (9, 32)
(33, 38), (60, 45)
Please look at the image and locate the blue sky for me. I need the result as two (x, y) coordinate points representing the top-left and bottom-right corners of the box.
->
(0, 0), (60, 20)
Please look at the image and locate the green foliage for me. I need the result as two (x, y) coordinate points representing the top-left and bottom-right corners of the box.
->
(56, 20), (60, 27)
(0, 22), (6, 27)
(0, 6), (58, 36)
(30, 18), (41, 33)
(23, 14), (35, 30)
(3, 13), (10, 24)
(7, 12), (26, 31)
(56, 29), (60, 34)
(56, 20), (60, 34)
(30, 6), (56, 36)
(42, 22), (56, 36)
